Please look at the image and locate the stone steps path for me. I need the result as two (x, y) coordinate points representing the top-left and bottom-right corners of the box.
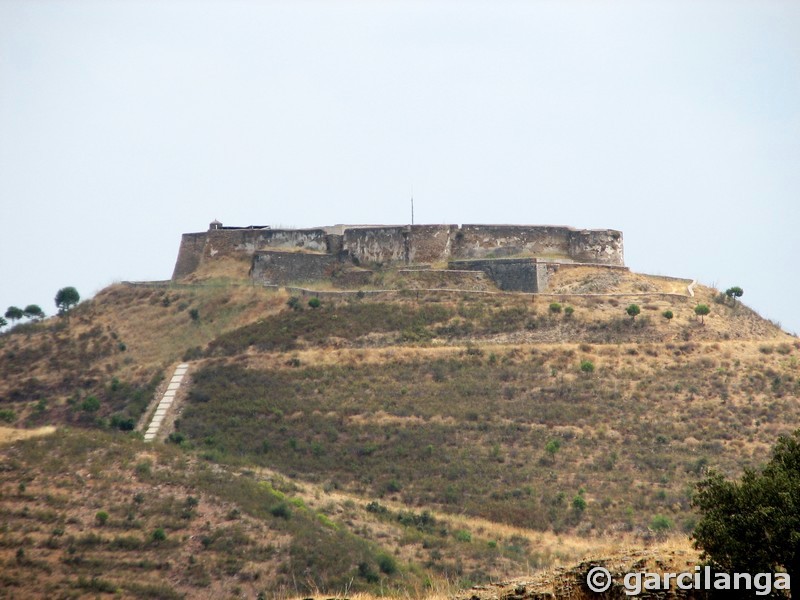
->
(144, 363), (189, 442)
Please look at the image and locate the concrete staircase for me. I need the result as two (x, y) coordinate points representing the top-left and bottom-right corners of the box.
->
(144, 363), (189, 442)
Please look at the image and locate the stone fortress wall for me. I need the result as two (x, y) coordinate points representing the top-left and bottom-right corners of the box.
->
(172, 222), (625, 292)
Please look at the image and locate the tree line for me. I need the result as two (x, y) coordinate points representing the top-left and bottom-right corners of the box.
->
(0, 286), (80, 330)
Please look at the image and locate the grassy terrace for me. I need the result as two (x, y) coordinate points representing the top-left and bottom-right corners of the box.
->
(177, 335), (800, 536)
(0, 429), (425, 596)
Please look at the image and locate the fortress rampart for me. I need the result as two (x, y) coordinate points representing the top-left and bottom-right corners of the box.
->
(172, 222), (624, 292)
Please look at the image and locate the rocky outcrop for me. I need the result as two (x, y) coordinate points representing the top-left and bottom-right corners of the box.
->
(453, 550), (713, 600)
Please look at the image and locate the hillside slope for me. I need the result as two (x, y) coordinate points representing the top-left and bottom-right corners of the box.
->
(0, 271), (796, 596)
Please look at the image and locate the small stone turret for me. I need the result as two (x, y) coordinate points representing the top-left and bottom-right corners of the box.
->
(209, 219), (222, 230)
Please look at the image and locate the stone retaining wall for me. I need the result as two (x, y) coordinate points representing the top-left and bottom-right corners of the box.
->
(251, 251), (338, 285)
(172, 223), (625, 284)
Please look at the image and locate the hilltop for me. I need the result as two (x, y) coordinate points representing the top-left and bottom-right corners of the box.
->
(0, 236), (797, 597)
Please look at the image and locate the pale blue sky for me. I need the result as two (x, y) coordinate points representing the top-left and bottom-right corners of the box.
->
(1, 0), (798, 333)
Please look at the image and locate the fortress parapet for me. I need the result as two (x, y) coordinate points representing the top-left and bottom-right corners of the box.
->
(172, 221), (624, 291)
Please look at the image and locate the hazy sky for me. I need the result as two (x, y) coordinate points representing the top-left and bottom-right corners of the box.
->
(1, 0), (798, 334)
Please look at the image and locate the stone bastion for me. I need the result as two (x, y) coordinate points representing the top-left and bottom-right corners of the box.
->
(172, 222), (624, 293)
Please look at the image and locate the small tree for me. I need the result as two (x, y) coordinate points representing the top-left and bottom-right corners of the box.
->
(545, 438), (561, 461)
(55, 287), (80, 316)
(308, 297), (321, 309)
(287, 296), (301, 311)
(0, 316), (6, 330)
(549, 302), (562, 314)
(4, 306), (23, 324)
(695, 304), (710, 324)
(725, 286), (744, 306)
(626, 304), (641, 321)
(579, 360), (595, 374)
(564, 306), (575, 318)
(662, 310), (673, 323)
(23, 305), (45, 321)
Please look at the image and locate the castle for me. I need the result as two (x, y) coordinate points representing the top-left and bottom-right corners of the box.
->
(172, 222), (625, 293)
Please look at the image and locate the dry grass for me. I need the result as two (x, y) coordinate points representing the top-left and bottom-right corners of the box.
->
(0, 283), (290, 421)
(546, 266), (691, 295)
(0, 272), (796, 597)
(277, 538), (699, 600)
(251, 455), (699, 579)
(97, 284), (288, 371)
(0, 425), (56, 444)
(183, 255), (252, 280)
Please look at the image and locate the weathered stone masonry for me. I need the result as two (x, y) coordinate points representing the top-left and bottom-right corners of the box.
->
(172, 221), (624, 292)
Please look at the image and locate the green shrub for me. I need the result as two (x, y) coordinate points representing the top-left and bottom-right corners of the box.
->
(151, 527), (167, 542)
(626, 304), (641, 320)
(358, 561), (379, 583)
(549, 302), (562, 314)
(270, 503), (291, 519)
(81, 396), (100, 413)
(183, 346), (203, 361)
(287, 296), (301, 311)
(545, 438), (561, 458)
(564, 306), (574, 317)
(579, 360), (595, 374)
(135, 460), (152, 478)
(308, 297), (321, 309)
(95, 511), (109, 526)
(454, 529), (472, 542)
(650, 514), (672, 533)
(377, 552), (397, 574)
(316, 512), (337, 529)
(662, 310), (674, 322)
(189, 308), (200, 322)
(385, 479), (402, 493)
(366, 501), (388, 515)
(110, 414), (135, 431)
(0, 409), (15, 423)
(77, 576), (117, 594)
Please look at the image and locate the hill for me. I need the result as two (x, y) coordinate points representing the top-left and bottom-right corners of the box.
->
(0, 268), (796, 597)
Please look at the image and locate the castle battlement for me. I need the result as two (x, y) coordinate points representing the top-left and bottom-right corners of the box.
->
(172, 222), (624, 292)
